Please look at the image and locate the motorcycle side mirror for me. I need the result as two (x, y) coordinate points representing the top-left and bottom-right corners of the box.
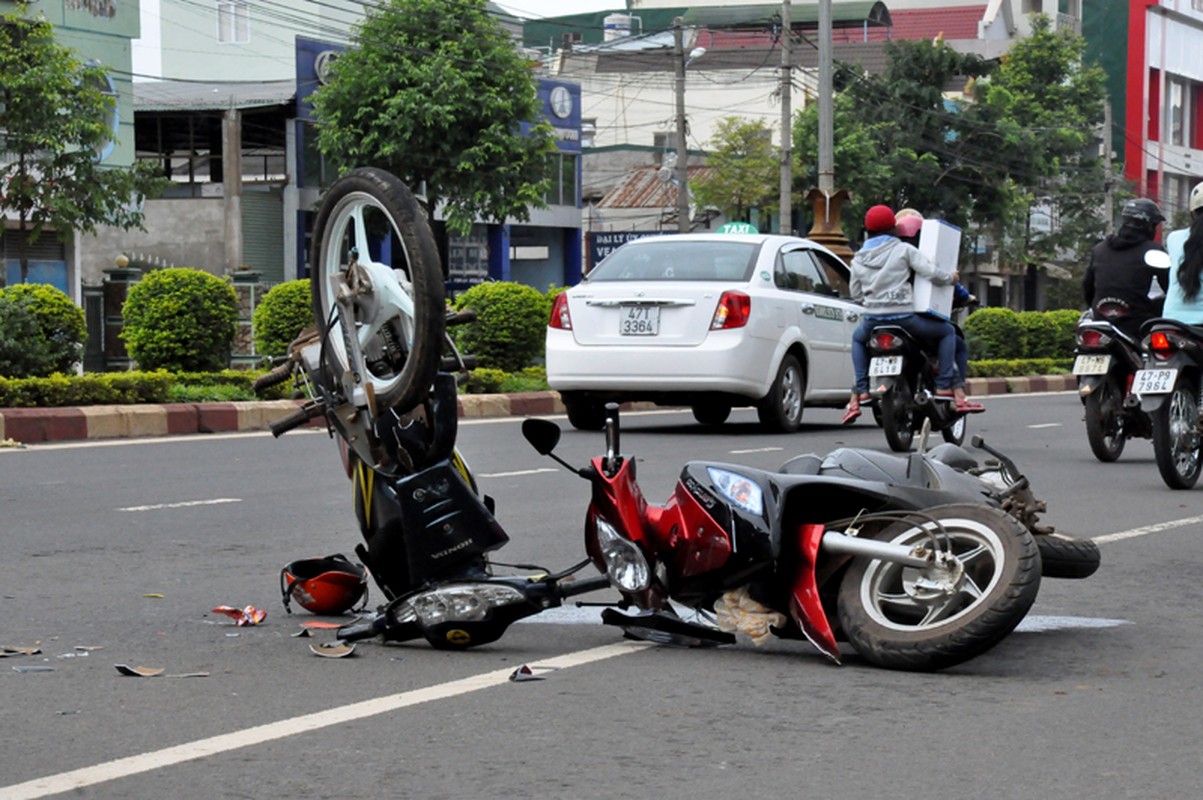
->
(1145, 250), (1172, 270)
(522, 418), (562, 455)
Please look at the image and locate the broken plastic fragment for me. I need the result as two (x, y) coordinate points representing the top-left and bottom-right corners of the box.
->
(1, 645), (43, 657)
(143, 593), (165, 599)
(300, 620), (341, 630)
(211, 605), (267, 627)
(309, 642), (356, 658)
(291, 627), (313, 638)
(12, 665), (55, 673)
(114, 664), (165, 677)
(508, 664), (545, 682)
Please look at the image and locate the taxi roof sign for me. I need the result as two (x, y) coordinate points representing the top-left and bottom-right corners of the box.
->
(716, 222), (758, 234)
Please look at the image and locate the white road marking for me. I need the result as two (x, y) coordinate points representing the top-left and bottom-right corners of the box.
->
(1094, 514), (1203, 543)
(1027, 423), (1062, 429)
(0, 641), (653, 800)
(117, 498), (242, 512)
(478, 467), (558, 478)
(729, 446), (784, 454)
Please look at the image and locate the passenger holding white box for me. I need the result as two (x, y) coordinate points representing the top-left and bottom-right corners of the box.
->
(842, 204), (982, 424)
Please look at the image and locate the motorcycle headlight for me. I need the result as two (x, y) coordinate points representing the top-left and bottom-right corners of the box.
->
(594, 516), (650, 593)
(707, 467), (764, 516)
(390, 583), (526, 627)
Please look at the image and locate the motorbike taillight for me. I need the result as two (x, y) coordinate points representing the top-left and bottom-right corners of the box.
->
(711, 291), (751, 330)
(548, 293), (572, 330)
(1076, 329), (1107, 349)
(870, 331), (901, 351)
(1147, 330), (1176, 358)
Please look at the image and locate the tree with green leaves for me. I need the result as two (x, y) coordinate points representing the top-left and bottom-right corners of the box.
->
(690, 116), (780, 224)
(0, 4), (163, 287)
(310, 0), (557, 235)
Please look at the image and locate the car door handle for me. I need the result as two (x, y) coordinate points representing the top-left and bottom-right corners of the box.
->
(846, 312), (860, 322)
(801, 304), (816, 314)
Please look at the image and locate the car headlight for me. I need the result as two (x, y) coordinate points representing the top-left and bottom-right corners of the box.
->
(707, 467), (764, 516)
(594, 516), (650, 592)
(390, 583), (526, 627)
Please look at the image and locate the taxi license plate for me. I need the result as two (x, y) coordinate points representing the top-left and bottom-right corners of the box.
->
(1133, 369), (1177, 395)
(869, 356), (902, 377)
(620, 305), (660, 335)
(1072, 354), (1111, 375)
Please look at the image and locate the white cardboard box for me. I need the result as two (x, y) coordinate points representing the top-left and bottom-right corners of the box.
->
(912, 218), (961, 319)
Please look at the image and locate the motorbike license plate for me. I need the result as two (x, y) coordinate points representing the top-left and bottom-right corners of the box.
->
(1072, 354), (1110, 375)
(619, 305), (659, 336)
(869, 356), (902, 377)
(1133, 368), (1177, 395)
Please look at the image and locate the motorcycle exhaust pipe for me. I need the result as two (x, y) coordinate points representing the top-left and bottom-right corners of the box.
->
(821, 531), (932, 569)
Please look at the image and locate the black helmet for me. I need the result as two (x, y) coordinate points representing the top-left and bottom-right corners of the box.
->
(1121, 198), (1165, 226)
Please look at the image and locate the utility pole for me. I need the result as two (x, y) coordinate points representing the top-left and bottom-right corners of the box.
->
(817, 0), (833, 195)
(1103, 99), (1114, 236)
(674, 17), (690, 233)
(778, 0), (792, 234)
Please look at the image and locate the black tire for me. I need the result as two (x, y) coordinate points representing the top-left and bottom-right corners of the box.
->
(1084, 380), (1126, 462)
(836, 503), (1041, 672)
(941, 414), (967, 446)
(757, 354), (805, 432)
(563, 394), (607, 431)
(692, 402), (731, 426)
(1035, 533), (1101, 579)
(880, 374), (916, 452)
(309, 167), (445, 415)
(1152, 374), (1202, 490)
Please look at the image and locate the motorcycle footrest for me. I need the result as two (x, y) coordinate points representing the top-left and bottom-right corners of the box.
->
(600, 607), (736, 647)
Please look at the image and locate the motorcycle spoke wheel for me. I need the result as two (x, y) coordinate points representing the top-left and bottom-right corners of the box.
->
(1152, 377), (1202, 489)
(309, 167), (445, 415)
(1084, 381), (1126, 463)
(836, 503), (1041, 671)
(880, 374), (915, 452)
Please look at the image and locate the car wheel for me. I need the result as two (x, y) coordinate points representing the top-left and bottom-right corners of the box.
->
(563, 395), (607, 431)
(757, 354), (804, 433)
(691, 402), (731, 426)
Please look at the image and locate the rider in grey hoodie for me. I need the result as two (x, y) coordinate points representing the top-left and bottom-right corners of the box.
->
(843, 204), (981, 424)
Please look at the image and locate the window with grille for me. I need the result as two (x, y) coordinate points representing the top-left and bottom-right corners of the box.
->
(217, 1), (249, 44)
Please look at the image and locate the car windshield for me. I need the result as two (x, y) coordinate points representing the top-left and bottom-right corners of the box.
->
(587, 240), (759, 282)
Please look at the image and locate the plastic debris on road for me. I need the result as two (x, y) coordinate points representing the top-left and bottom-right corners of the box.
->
(1, 645), (43, 657)
(309, 641), (356, 658)
(212, 605), (267, 626)
(508, 664), (545, 682)
(114, 664), (165, 677)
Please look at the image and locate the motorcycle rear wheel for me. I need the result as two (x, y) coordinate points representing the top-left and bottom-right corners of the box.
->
(837, 503), (1041, 672)
(309, 167), (445, 415)
(880, 374), (915, 452)
(1084, 380), (1126, 463)
(1152, 375), (1202, 489)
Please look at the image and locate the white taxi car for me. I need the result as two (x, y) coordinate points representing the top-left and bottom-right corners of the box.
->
(546, 233), (864, 431)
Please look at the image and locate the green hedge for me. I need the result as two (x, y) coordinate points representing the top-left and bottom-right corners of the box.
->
(966, 358), (1074, 378)
(964, 307), (1082, 360)
(121, 268), (240, 372)
(0, 369), (288, 407)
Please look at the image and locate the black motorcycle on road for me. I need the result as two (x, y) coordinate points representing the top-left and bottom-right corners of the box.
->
(867, 325), (969, 452)
(1073, 303), (1153, 462)
(1132, 317), (1203, 489)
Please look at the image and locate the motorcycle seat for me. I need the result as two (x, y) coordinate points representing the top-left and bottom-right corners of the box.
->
(1140, 317), (1203, 338)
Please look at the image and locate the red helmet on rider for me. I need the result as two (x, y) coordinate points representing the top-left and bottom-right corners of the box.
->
(280, 554), (368, 614)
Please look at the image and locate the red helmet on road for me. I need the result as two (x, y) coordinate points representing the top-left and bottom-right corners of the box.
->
(280, 554), (368, 615)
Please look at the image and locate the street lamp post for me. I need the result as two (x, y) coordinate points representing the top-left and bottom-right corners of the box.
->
(674, 17), (690, 233)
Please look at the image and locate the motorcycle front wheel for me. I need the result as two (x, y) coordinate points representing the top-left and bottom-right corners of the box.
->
(836, 503), (1041, 672)
(1152, 374), (1202, 489)
(1084, 378), (1126, 462)
(880, 374), (915, 452)
(309, 167), (445, 415)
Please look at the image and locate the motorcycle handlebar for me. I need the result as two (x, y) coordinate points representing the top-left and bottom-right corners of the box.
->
(253, 361), (295, 395)
(446, 308), (477, 326)
(268, 400), (326, 437)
